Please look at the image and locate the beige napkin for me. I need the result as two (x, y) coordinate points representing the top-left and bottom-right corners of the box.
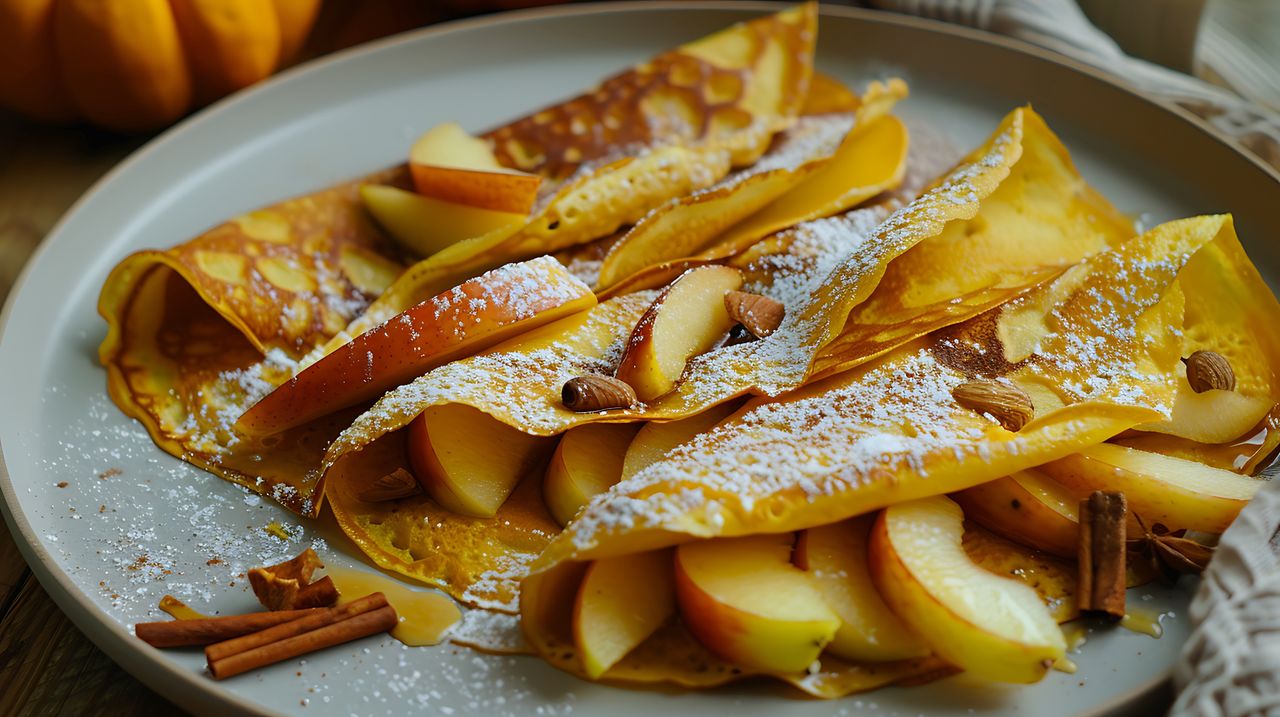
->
(1172, 472), (1280, 716)
(863, 0), (1280, 170)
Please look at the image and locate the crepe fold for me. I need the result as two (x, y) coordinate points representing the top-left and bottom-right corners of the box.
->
(97, 5), (821, 515)
(517, 213), (1254, 696)
(98, 172), (409, 513)
(319, 107), (1132, 608)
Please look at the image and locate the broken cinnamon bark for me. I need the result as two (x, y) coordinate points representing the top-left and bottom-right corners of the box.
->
(1078, 490), (1127, 619)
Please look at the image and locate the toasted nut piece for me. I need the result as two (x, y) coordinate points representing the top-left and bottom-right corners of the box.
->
(356, 468), (422, 503)
(1183, 351), (1235, 393)
(952, 379), (1034, 432)
(724, 291), (785, 338)
(562, 375), (638, 412)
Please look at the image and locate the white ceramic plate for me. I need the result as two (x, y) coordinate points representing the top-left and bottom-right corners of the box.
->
(4, 3), (1279, 715)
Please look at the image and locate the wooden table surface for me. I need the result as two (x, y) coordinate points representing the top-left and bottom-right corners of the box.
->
(0, 114), (182, 716)
(2, 62), (1279, 715)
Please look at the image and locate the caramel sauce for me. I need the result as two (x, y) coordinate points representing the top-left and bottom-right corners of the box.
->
(1053, 655), (1078, 674)
(1119, 608), (1169, 638)
(263, 521), (290, 541)
(157, 595), (207, 620)
(1053, 622), (1089, 673)
(325, 565), (461, 646)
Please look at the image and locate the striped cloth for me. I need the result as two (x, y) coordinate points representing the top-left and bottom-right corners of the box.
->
(862, 0), (1280, 170)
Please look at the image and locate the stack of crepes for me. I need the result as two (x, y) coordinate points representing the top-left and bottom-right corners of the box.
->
(98, 4), (1280, 699)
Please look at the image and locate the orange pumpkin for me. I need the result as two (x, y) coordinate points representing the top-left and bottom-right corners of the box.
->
(0, 0), (322, 131)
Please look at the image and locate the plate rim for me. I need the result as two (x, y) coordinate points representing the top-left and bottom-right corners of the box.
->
(0, 2), (1272, 714)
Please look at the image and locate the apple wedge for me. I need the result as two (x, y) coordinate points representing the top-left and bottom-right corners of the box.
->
(409, 121), (541, 214)
(615, 265), (745, 402)
(573, 550), (676, 678)
(409, 121), (503, 170)
(1139, 378), (1273, 445)
(408, 403), (546, 517)
(620, 401), (738, 480)
(794, 517), (930, 662)
(411, 166), (541, 216)
(236, 257), (595, 436)
(544, 422), (643, 527)
(675, 533), (839, 673)
(1037, 443), (1262, 533)
(951, 469), (1086, 557)
(361, 184), (525, 258)
(868, 496), (1065, 683)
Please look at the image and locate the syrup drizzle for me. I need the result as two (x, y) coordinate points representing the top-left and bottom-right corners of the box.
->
(1119, 608), (1171, 638)
(157, 595), (207, 620)
(325, 564), (461, 646)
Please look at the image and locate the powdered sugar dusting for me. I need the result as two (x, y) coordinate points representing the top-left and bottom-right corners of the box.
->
(548, 215), (1213, 559)
(448, 609), (531, 654)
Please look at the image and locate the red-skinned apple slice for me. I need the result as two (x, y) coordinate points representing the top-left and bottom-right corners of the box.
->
(408, 121), (541, 214)
(674, 533), (839, 673)
(408, 403), (546, 518)
(236, 257), (595, 435)
(544, 422), (643, 527)
(1037, 443), (1262, 533)
(411, 165), (542, 215)
(868, 496), (1065, 683)
(615, 265), (745, 402)
(573, 550), (675, 678)
(794, 517), (931, 662)
(951, 469), (1087, 558)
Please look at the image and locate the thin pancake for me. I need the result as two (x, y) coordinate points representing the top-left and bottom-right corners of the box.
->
(516, 215), (1226, 693)
(99, 172), (408, 513)
(321, 109), (1123, 605)
(99, 6), (818, 514)
(310, 4), (820, 351)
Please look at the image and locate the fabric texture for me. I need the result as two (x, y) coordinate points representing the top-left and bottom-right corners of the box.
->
(1173, 474), (1280, 717)
(865, 0), (1280, 170)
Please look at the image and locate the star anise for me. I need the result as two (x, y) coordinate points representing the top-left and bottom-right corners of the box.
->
(1127, 514), (1215, 582)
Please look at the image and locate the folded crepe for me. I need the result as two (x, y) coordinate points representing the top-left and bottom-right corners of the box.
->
(98, 5), (820, 515)
(517, 213), (1254, 696)
(319, 107), (1132, 608)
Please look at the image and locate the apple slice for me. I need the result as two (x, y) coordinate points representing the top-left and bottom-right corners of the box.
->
(409, 122), (541, 214)
(675, 533), (839, 673)
(794, 517), (930, 662)
(620, 401), (739, 480)
(409, 122), (503, 170)
(951, 469), (1086, 558)
(411, 166), (542, 216)
(615, 265), (745, 402)
(236, 257), (595, 436)
(361, 184), (525, 257)
(544, 422), (643, 527)
(1139, 378), (1273, 444)
(1037, 443), (1262, 533)
(868, 496), (1065, 683)
(408, 403), (546, 517)
(573, 550), (675, 678)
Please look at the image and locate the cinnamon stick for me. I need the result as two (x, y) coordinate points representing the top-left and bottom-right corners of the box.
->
(136, 608), (325, 647)
(1078, 490), (1127, 619)
(207, 595), (397, 680)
